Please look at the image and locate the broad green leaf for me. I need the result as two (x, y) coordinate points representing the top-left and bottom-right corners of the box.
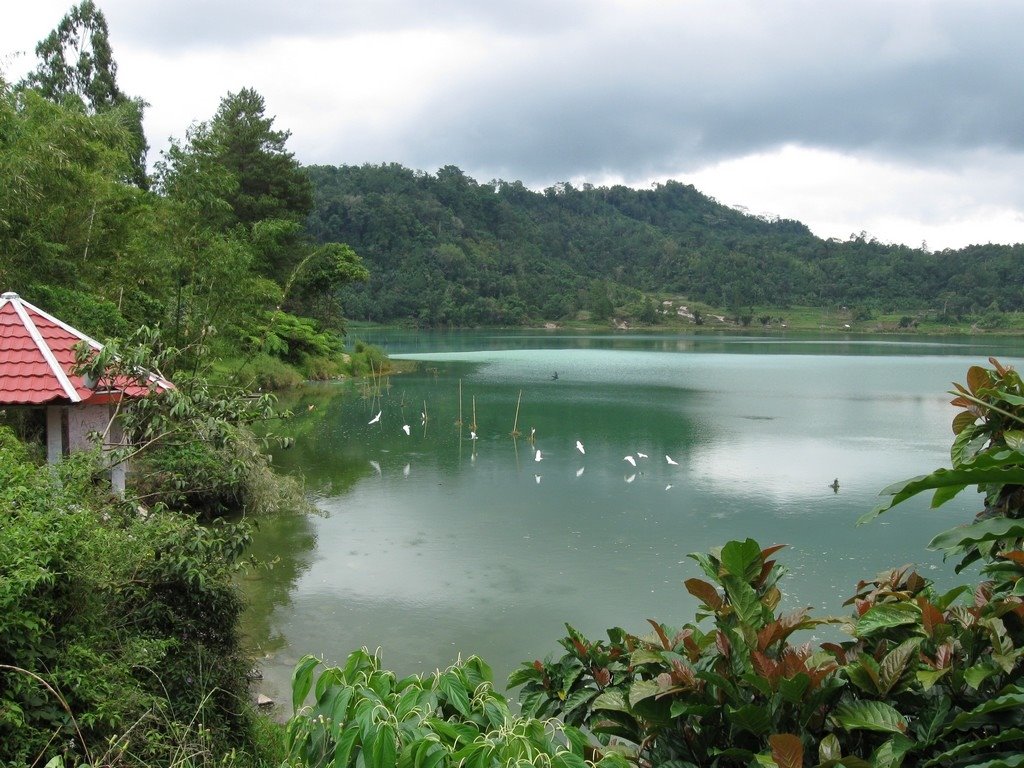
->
(727, 703), (772, 736)
(860, 460), (1024, 523)
(778, 674), (810, 704)
(832, 701), (907, 734)
(929, 517), (1024, 551)
(854, 603), (920, 638)
(878, 638), (922, 694)
(630, 648), (666, 666)
(506, 664), (542, 689)
(669, 701), (716, 718)
(562, 687), (598, 718)
(915, 668), (949, 690)
(593, 688), (629, 714)
(628, 679), (661, 708)
(872, 734), (915, 768)
(332, 723), (360, 768)
(963, 663), (998, 690)
(942, 691), (1024, 732)
(437, 671), (470, 717)
(923, 728), (1024, 767)
(1005, 430), (1024, 450)
(818, 733), (841, 762)
(291, 654), (321, 712)
(722, 574), (764, 631)
(721, 538), (763, 582)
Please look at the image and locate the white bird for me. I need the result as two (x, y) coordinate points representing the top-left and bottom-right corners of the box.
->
(625, 473), (636, 483)
(369, 460), (381, 475)
(534, 474), (542, 484)
(535, 449), (543, 462)
(576, 440), (585, 454)
(665, 455), (678, 466)
(624, 455), (636, 467)
(420, 411), (426, 423)
(402, 424), (410, 435)
(368, 410), (382, 425)
(665, 484), (673, 491)
(403, 464), (410, 477)
(576, 466), (585, 478)
(470, 430), (478, 440)
(636, 452), (648, 459)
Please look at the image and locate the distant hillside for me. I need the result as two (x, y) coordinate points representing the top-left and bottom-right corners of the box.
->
(305, 163), (1024, 326)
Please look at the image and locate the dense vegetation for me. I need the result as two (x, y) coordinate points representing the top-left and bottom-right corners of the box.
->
(5, 2), (1024, 766)
(1, 3), (371, 388)
(308, 163), (1024, 327)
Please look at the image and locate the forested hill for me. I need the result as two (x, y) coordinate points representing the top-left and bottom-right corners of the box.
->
(307, 163), (1024, 326)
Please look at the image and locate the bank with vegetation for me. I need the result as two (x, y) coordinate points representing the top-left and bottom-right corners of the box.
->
(4, 3), (1024, 767)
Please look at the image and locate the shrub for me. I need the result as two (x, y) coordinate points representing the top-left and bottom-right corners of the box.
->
(0, 427), (272, 766)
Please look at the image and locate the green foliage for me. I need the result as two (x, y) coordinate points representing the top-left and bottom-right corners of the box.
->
(511, 535), (1024, 766)
(0, 426), (270, 767)
(24, 0), (149, 186)
(75, 326), (311, 518)
(284, 649), (629, 768)
(308, 163), (1024, 326)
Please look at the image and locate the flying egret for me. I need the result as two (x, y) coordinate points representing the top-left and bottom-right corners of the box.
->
(576, 466), (585, 478)
(625, 473), (636, 483)
(369, 460), (381, 475)
(665, 455), (679, 466)
(368, 411), (382, 425)
(402, 424), (410, 435)
(576, 440), (585, 454)
(624, 455), (636, 467)
(535, 449), (543, 462)
(665, 484), (673, 491)
(636, 451), (648, 459)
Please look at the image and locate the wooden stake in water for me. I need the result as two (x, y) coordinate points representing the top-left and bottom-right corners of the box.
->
(456, 379), (463, 427)
(471, 396), (478, 433)
(511, 389), (523, 437)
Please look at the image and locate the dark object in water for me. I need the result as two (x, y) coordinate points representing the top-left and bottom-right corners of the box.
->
(829, 478), (840, 493)
(551, 371), (559, 380)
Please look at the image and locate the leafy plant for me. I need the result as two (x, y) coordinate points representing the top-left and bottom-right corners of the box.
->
(284, 649), (631, 768)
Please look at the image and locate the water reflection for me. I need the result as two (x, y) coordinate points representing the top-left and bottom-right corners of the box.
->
(243, 332), (1022, 710)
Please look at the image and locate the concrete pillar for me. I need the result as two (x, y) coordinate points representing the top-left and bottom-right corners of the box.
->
(46, 406), (63, 464)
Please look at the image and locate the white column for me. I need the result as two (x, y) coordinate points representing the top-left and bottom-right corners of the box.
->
(46, 406), (63, 464)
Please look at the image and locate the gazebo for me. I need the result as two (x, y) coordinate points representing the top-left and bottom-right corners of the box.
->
(0, 291), (172, 492)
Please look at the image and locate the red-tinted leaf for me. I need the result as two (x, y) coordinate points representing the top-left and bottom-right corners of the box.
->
(761, 544), (787, 560)
(917, 597), (945, 638)
(715, 630), (731, 658)
(952, 410), (977, 435)
(647, 619), (672, 651)
(967, 366), (990, 395)
(685, 578), (724, 610)
(769, 733), (803, 768)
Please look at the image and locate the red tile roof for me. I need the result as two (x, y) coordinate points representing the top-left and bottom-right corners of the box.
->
(0, 291), (172, 405)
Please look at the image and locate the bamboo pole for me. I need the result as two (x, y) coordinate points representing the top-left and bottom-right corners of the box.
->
(510, 389), (523, 437)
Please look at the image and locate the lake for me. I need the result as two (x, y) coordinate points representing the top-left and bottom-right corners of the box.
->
(240, 330), (1023, 710)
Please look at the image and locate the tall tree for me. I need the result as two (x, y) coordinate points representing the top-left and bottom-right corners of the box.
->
(26, 1), (149, 187)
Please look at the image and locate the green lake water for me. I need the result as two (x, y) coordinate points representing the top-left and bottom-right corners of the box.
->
(240, 330), (1023, 710)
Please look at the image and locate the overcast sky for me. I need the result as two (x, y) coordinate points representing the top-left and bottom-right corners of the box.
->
(3, 1), (1023, 250)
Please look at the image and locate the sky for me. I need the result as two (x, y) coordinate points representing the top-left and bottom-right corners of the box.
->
(3, 0), (1024, 251)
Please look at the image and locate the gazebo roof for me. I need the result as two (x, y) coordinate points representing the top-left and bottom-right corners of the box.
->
(0, 291), (171, 406)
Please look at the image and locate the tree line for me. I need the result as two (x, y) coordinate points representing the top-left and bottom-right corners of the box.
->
(307, 163), (1024, 327)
